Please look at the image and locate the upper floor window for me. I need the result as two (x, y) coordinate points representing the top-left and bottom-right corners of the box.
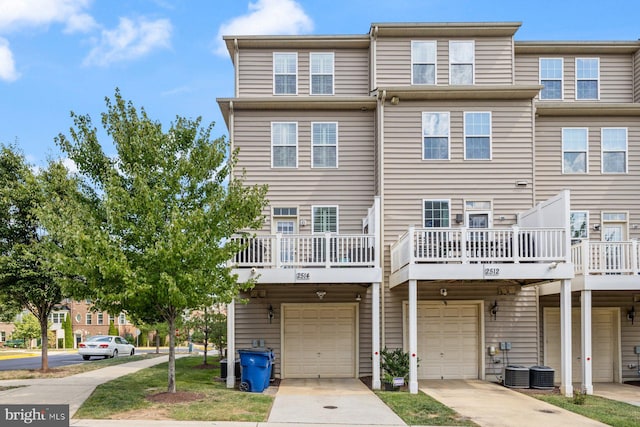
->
(118, 313), (127, 325)
(310, 53), (334, 95)
(422, 112), (449, 160)
(539, 58), (563, 100)
(86, 313), (92, 325)
(464, 112), (491, 160)
(312, 206), (338, 233)
(271, 122), (298, 168)
(49, 312), (66, 324)
(449, 41), (474, 85)
(576, 58), (599, 100)
(312, 122), (338, 168)
(273, 52), (297, 95)
(601, 128), (627, 174)
(412, 41), (436, 85)
(562, 128), (588, 173)
(97, 313), (104, 325)
(423, 200), (450, 228)
(570, 211), (588, 241)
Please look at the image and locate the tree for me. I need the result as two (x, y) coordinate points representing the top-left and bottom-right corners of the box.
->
(185, 305), (226, 365)
(108, 320), (118, 336)
(13, 313), (41, 349)
(48, 90), (268, 392)
(0, 146), (74, 369)
(63, 312), (73, 348)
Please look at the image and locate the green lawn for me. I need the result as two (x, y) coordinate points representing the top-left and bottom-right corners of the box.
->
(376, 390), (478, 426)
(535, 393), (640, 427)
(75, 356), (273, 421)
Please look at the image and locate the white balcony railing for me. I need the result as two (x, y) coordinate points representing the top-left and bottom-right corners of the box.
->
(572, 240), (640, 275)
(391, 226), (567, 274)
(232, 233), (376, 269)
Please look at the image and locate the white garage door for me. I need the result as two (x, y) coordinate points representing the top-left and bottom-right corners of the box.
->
(282, 303), (357, 378)
(413, 303), (480, 380)
(544, 308), (616, 382)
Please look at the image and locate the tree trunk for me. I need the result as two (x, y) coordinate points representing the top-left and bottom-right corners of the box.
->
(40, 317), (49, 371)
(203, 306), (208, 365)
(167, 315), (176, 393)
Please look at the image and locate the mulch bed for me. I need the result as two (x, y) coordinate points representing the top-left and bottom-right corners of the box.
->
(147, 391), (205, 404)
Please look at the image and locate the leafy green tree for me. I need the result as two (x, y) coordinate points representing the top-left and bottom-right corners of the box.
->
(48, 90), (268, 392)
(0, 146), (74, 369)
(108, 320), (118, 336)
(63, 312), (73, 348)
(14, 313), (41, 348)
(185, 305), (226, 365)
(0, 294), (21, 323)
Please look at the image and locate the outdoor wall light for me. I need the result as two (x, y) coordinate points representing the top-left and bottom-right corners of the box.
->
(593, 224), (601, 231)
(490, 300), (499, 320)
(268, 305), (274, 324)
(316, 290), (326, 300)
(355, 293), (362, 302)
(390, 96), (400, 105)
(440, 288), (448, 297)
(628, 305), (636, 325)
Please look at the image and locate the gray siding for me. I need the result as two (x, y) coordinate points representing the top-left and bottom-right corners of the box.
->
(535, 116), (640, 240)
(234, 283), (374, 377)
(237, 48), (369, 97)
(233, 109), (375, 233)
(515, 53), (634, 102)
(635, 50), (640, 102)
(376, 37), (514, 87)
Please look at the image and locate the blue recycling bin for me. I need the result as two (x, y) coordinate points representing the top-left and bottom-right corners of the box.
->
(238, 348), (274, 392)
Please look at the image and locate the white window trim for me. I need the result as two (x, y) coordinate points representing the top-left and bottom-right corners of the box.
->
(463, 111), (492, 160)
(86, 313), (92, 325)
(311, 121), (338, 168)
(273, 52), (298, 96)
(575, 57), (600, 101)
(271, 206), (299, 234)
(539, 57), (564, 100)
(271, 122), (298, 169)
(311, 205), (339, 234)
(422, 112), (450, 160)
(449, 40), (475, 85)
(601, 127), (628, 174)
(422, 199), (451, 228)
(309, 52), (335, 95)
(562, 127), (589, 174)
(570, 210), (589, 240)
(411, 40), (437, 85)
(601, 211), (629, 241)
(118, 314), (126, 325)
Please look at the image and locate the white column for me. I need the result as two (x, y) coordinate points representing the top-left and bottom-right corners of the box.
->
(581, 290), (593, 394)
(226, 299), (236, 388)
(372, 282), (381, 390)
(560, 279), (573, 397)
(409, 279), (418, 394)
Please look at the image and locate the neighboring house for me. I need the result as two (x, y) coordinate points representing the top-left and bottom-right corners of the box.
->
(217, 22), (640, 397)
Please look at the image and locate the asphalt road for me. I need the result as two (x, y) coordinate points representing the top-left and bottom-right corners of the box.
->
(0, 352), (86, 371)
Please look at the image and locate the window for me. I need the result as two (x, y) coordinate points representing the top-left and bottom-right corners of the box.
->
(540, 58), (563, 100)
(271, 122), (297, 168)
(312, 206), (338, 233)
(449, 41), (474, 85)
(86, 313), (92, 325)
(97, 313), (104, 325)
(49, 312), (66, 324)
(273, 52), (297, 95)
(422, 112), (449, 160)
(75, 314), (81, 323)
(109, 315), (115, 325)
(562, 128), (588, 173)
(576, 58), (599, 100)
(118, 314), (126, 325)
(465, 200), (492, 228)
(412, 41), (436, 85)
(273, 207), (297, 217)
(570, 211), (588, 241)
(310, 53), (334, 95)
(464, 112), (491, 160)
(312, 122), (337, 167)
(601, 128), (627, 173)
(1, 331), (5, 342)
(423, 200), (450, 228)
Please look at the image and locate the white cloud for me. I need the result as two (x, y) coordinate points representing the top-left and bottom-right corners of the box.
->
(0, 37), (19, 82)
(83, 17), (172, 67)
(0, 0), (95, 34)
(215, 0), (313, 56)
(61, 157), (78, 174)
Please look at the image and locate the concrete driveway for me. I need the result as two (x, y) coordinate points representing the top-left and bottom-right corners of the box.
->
(420, 379), (606, 427)
(593, 382), (640, 406)
(267, 378), (406, 426)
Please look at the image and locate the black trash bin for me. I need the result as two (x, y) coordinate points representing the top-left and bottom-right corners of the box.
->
(220, 358), (240, 379)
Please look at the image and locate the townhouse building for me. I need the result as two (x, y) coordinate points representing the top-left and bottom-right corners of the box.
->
(217, 22), (640, 397)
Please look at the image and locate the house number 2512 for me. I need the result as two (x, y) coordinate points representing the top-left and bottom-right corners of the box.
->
(484, 267), (500, 277)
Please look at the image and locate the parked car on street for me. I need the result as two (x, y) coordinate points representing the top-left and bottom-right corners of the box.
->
(4, 339), (26, 348)
(78, 335), (135, 360)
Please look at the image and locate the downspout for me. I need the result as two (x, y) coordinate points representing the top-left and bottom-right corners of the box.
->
(378, 89), (386, 350)
(531, 99), (536, 206)
(234, 39), (239, 98)
(370, 25), (378, 92)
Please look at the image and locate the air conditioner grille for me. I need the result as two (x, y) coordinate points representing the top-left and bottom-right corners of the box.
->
(504, 365), (529, 388)
(530, 365), (554, 389)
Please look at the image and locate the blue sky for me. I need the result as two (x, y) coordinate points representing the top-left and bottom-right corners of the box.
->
(1, 0), (639, 168)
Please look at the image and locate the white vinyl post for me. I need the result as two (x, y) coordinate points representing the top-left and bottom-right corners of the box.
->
(226, 299), (236, 388)
(372, 282), (381, 390)
(409, 279), (418, 394)
(560, 279), (573, 397)
(581, 290), (593, 394)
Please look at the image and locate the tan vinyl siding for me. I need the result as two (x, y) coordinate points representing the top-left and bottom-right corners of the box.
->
(237, 49), (369, 97)
(233, 110), (375, 233)
(516, 53), (634, 102)
(535, 116), (640, 239)
(634, 50), (640, 102)
(234, 283), (374, 377)
(376, 37), (513, 86)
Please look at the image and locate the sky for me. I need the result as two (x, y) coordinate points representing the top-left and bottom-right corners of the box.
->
(1, 0), (640, 168)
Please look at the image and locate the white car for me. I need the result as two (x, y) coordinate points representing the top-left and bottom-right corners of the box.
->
(78, 335), (135, 360)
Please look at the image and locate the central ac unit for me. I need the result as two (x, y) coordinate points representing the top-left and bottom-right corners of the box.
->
(503, 365), (529, 388)
(529, 365), (555, 389)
